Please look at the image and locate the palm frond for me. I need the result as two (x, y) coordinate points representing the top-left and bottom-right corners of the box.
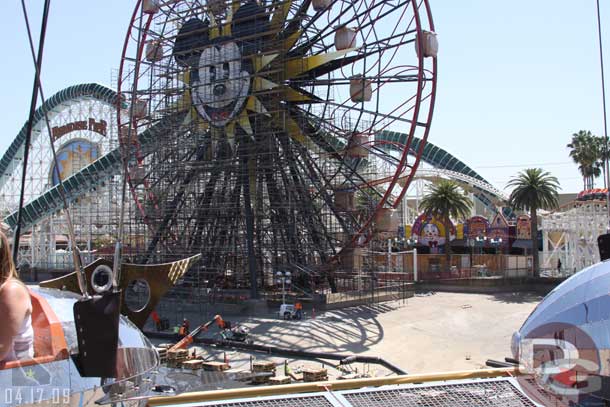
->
(420, 180), (472, 222)
(506, 168), (560, 212)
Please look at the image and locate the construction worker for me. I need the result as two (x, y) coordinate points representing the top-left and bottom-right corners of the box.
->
(179, 318), (190, 337)
(295, 301), (303, 320)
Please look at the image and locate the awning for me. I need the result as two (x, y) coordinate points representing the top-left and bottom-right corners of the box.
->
(512, 239), (533, 249)
(450, 239), (467, 247)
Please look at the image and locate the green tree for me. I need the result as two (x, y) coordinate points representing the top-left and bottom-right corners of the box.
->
(419, 180), (472, 269)
(567, 130), (603, 189)
(507, 168), (560, 278)
(596, 136), (609, 187)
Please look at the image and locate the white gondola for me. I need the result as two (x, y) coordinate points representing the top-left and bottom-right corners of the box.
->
(335, 26), (357, 50)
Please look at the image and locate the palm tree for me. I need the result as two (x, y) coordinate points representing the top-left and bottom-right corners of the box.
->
(507, 168), (560, 278)
(567, 130), (601, 189)
(419, 180), (472, 269)
(595, 135), (609, 187)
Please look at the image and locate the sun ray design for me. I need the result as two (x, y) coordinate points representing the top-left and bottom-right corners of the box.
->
(270, 0), (293, 30)
(254, 53), (279, 72)
(237, 110), (254, 137)
(246, 96), (270, 115)
(285, 48), (357, 79)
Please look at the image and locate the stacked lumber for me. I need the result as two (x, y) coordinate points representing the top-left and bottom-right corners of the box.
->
(338, 373), (359, 380)
(156, 343), (173, 363)
(302, 367), (328, 382)
(202, 361), (230, 371)
(167, 349), (188, 367)
(182, 360), (203, 370)
(289, 372), (303, 382)
(252, 361), (276, 384)
(268, 376), (291, 385)
(155, 347), (168, 362)
(158, 343), (174, 349)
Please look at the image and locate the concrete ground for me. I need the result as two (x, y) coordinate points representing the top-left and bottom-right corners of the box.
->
(154, 291), (542, 376)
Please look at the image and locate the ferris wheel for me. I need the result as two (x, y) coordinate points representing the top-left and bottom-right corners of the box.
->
(118, 0), (437, 294)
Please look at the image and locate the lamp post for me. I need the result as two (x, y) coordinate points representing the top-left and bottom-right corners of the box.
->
(474, 235), (487, 270)
(475, 234), (487, 255)
(406, 238), (418, 281)
(275, 271), (291, 305)
(490, 237), (503, 254)
(468, 238), (475, 269)
(387, 238), (392, 272)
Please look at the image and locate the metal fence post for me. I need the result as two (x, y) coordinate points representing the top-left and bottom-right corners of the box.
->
(413, 248), (418, 282)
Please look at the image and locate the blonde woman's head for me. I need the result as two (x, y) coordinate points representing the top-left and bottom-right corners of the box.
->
(0, 230), (17, 285)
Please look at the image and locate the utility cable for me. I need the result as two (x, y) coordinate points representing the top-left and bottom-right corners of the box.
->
(18, 0), (89, 296)
(595, 0), (610, 226)
(12, 0), (51, 265)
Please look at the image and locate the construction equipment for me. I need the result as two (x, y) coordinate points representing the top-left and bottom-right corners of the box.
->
(213, 315), (252, 343)
(168, 315), (250, 352)
(168, 315), (222, 351)
(278, 304), (302, 320)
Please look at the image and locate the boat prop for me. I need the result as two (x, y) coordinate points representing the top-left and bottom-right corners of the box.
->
(40, 254), (201, 328)
(73, 289), (122, 377)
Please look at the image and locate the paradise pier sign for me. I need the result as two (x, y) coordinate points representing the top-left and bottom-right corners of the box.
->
(52, 118), (107, 141)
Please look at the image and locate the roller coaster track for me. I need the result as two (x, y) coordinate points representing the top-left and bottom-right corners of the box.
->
(376, 130), (486, 182)
(413, 168), (508, 202)
(375, 130), (507, 210)
(1, 83), (185, 230)
(2, 85), (507, 230)
(0, 84), (119, 192)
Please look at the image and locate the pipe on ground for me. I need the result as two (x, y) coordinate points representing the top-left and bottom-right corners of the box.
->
(486, 359), (516, 368)
(144, 331), (407, 375)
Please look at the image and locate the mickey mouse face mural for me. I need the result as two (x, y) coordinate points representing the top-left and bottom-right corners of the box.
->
(193, 41), (249, 125)
(172, 2), (268, 128)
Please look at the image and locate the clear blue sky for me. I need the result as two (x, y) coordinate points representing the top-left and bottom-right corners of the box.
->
(0, 0), (608, 194)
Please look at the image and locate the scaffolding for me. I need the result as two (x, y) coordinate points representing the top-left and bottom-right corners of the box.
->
(0, 0), (438, 305)
(114, 0), (437, 298)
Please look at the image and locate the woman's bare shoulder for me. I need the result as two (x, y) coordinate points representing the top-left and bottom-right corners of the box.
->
(0, 279), (29, 303)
